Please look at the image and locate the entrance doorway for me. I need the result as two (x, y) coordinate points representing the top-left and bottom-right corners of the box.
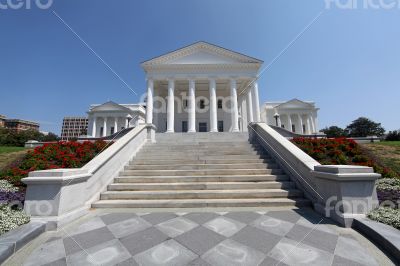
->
(199, 122), (207, 132)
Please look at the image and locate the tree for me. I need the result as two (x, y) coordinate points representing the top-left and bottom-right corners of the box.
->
(386, 130), (400, 141)
(320, 126), (348, 138)
(41, 132), (59, 142)
(345, 117), (385, 137)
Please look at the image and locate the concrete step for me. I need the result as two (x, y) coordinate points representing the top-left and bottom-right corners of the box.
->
(134, 154), (270, 160)
(135, 150), (267, 156)
(120, 169), (283, 176)
(125, 163), (277, 170)
(131, 158), (274, 165)
(100, 189), (303, 200)
(114, 174), (289, 183)
(107, 181), (295, 191)
(92, 198), (311, 208)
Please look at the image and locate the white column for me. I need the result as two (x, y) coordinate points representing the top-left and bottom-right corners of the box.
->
(188, 79), (196, 132)
(306, 115), (312, 134)
(287, 114), (292, 132)
(209, 79), (218, 132)
(92, 117), (97, 137)
(230, 79), (239, 132)
(167, 79), (175, 133)
(145, 79), (154, 124)
(310, 113), (316, 133)
(103, 117), (107, 137)
(247, 89), (254, 123)
(125, 117), (129, 129)
(297, 114), (304, 134)
(252, 81), (261, 122)
(114, 117), (118, 133)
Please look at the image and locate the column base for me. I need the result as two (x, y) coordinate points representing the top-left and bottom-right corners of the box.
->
(188, 130), (196, 133)
(209, 130), (218, 133)
(166, 130), (175, 133)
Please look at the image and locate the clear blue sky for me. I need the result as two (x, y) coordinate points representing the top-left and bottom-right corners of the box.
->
(1, 0), (399, 134)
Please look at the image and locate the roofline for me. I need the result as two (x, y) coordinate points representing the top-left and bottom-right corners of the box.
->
(141, 41), (264, 65)
(5, 119), (40, 126)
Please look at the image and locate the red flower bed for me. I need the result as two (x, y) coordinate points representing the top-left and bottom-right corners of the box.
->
(1, 141), (109, 188)
(291, 137), (397, 178)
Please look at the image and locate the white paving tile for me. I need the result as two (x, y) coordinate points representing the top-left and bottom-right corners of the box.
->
(251, 215), (294, 236)
(268, 237), (334, 266)
(156, 217), (198, 238)
(23, 239), (66, 266)
(203, 217), (245, 237)
(108, 217), (151, 238)
(202, 239), (266, 266)
(133, 239), (197, 266)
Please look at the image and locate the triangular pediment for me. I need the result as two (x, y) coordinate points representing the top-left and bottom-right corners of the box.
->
(141, 41), (263, 66)
(276, 99), (314, 109)
(90, 101), (130, 112)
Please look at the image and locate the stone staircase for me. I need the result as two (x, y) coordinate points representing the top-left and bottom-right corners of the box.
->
(92, 133), (310, 208)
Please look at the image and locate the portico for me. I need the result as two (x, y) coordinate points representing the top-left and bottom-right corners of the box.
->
(141, 42), (262, 133)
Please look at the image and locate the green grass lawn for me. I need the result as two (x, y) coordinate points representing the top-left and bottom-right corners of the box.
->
(363, 141), (400, 176)
(0, 146), (28, 172)
(0, 146), (26, 154)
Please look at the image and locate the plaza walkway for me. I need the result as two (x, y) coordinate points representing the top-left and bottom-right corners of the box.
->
(5, 208), (393, 266)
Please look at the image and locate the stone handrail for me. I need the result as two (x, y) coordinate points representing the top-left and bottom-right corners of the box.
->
(249, 122), (380, 227)
(22, 124), (156, 229)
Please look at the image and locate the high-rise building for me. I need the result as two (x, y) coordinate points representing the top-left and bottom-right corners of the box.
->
(61, 117), (88, 141)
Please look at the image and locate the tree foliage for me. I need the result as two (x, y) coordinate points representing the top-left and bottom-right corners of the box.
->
(320, 126), (348, 138)
(345, 117), (385, 137)
(386, 130), (400, 141)
(0, 128), (59, 147)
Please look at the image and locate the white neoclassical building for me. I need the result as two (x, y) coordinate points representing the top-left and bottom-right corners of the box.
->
(87, 101), (145, 137)
(261, 99), (320, 135)
(142, 42), (262, 133)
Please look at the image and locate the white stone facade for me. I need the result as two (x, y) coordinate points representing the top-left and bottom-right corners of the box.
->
(261, 99), (319, 135)
(141, 42), (262, 133)
(87, 101), (145, 138)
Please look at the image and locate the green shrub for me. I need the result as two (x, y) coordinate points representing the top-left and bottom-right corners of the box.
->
(367, 207), (400, 230)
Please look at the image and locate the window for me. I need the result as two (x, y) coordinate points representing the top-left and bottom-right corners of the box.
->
(218, 121), (224, 132)
(200, 100), (205, 109)
(100, 127), (104, 137)
(199, 122), (207, 132)
(217, 99), (222, 109)
(291, 125), (295, 133)
(182, 121), (188, 132)
(111, 127), (115, 135)
(184, 100), (188, 108)
(303, 124), (306, 134)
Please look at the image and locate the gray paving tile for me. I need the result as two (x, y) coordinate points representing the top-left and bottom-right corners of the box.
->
(23, 239), (66, 266)
(332, 255), (364, 266)
(66, 239), (131, 266)
(156, 217), (198, 238)
(259, 255), (289, 266)
(202, 239), (266, 266)
(42, 258), (67, 266)
(108, 216), (151, 238)
(224, 212), (262, 224)
(120, 227), (169, 256)
(115, 257), (138, 266)
(63, 227), (115, 256)
(187, 258), (212, 266)
(231, 226), (281, 253)
(266, 210), (302, 223)
(285, 224), (338, 253)
(175, 226), (225, 255)
(203, 216), (245, 237)
(67, 217), (106, 237)
(141, 212), (178, 225)
(251, 215), (294, 236)
(133, 239), (198, 266)
(183, 212), (220, 224)
(100, 213), (137, 225)
(334, 236), (379, 266)
(268, 237), (334, 266)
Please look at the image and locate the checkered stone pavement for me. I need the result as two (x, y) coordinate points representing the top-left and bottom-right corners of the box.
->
(13, 209), (391, 266)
